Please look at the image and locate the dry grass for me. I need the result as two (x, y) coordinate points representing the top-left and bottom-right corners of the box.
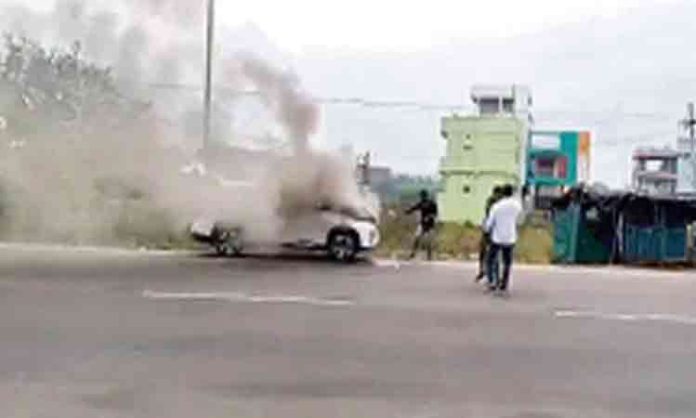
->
(377, 208), (554, 264)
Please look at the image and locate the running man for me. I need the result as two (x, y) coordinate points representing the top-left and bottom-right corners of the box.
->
(484, 184), (522, 295)
(406, 189), (439, 261)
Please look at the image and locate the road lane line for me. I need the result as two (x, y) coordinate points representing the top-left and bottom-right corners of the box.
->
(371, 259), (403, 270)
(554, 310), (696, 325)
(142, 290), (354, 307)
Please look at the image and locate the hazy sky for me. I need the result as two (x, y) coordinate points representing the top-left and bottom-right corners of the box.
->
(16, 0), (675, 51)
(220, 0), (669, 51)
(4, 0), (693, 186)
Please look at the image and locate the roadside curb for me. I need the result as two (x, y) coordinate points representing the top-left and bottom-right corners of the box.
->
(373, 258), (695, 278)
(0, 242), (196, 257)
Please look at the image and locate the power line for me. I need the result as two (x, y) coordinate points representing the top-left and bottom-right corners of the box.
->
(146, 83), (681, 119)
(148, 83), (468, 111)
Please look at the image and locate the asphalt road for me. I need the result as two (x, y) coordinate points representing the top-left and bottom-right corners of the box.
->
(1, 244), (696, 418)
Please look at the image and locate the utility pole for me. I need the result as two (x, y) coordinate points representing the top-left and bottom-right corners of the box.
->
(680, 102), (696, 192)
(356, 152), (371, 186)
(202, 0), (215, 154)
(364, 152), (371, 186)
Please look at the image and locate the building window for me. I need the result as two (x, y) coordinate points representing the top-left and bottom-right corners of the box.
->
(502, 99), (514, 114)
(557, 158), (568, 179)
(479, 99), (500, 115)
(535, 158), (555, 177)
(534, 156), (568, 180)
(463, 185), (471, 194)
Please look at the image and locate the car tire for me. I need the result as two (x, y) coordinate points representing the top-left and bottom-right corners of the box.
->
(328, 231), (358, 262)
(215, 229), (244, 257)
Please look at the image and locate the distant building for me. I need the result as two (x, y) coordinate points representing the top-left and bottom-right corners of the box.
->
(632, 147), (679, 196)
(367, 166), (392, 188)
(526, 130), (592, 209)
(364, 166), (394, 201)
(438, 85), (531, 223)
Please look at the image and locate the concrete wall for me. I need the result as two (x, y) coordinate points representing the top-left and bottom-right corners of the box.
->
(438, 115), (524, 224)
(678, 154), (696, 193)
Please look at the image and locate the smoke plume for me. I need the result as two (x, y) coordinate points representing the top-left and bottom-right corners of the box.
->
(0, 0), (376, 247)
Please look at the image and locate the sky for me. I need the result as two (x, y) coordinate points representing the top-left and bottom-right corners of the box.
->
(218, 0), (669, 52)
(9, 0), (674, 51)
(2, 0), (693, 187)
(216, 0), (669, 52)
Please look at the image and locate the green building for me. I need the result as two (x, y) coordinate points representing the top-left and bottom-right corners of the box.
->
(438, 85), (531, 224)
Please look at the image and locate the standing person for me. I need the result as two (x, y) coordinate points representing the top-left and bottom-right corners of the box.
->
(406, 189), (438, 261)
(484, 184), (522, 295)
(476, 186), (504, 282)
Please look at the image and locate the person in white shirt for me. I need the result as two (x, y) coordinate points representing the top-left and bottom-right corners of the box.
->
(484, 184), (523, 294)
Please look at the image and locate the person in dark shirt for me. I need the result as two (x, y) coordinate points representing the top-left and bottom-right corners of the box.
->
(476, 186), (503, 281)
(406, 189), (439, 260)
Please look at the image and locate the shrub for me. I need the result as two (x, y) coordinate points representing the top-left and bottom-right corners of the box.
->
(434, 222), (480, 260)
(378, 206), (554, 264)
(516, 223), (554, 264)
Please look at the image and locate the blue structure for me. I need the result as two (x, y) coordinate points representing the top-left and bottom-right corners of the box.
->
(552, 187), (696, 265)
(621, 195), (696, 263)
(527, 131), (591, 209)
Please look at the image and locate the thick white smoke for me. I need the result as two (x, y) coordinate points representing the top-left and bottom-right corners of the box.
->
(0, 0), (377, 247)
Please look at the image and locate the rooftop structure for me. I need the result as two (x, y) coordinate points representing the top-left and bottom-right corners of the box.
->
(470, 84), (532, 119)
(632, 146), (679, 196)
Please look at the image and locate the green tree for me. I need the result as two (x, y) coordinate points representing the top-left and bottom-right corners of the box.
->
(0, 33), (149, 141)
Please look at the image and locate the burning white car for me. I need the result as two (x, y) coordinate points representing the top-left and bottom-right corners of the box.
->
(189, 204), (380, 262)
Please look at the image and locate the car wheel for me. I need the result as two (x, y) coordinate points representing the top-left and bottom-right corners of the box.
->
(215, 229), (243, 257)
(328, 231), (358, 262)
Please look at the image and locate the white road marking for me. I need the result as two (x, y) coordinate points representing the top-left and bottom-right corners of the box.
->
(142, 290), (354, 307)
(372, 259), (402, 270)
(554, 310), (696, 325)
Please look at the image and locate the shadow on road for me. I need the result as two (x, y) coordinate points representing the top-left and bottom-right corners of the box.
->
(192, 250), (376, 267)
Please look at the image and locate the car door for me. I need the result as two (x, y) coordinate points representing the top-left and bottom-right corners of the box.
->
(280, 210), (337, 248)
